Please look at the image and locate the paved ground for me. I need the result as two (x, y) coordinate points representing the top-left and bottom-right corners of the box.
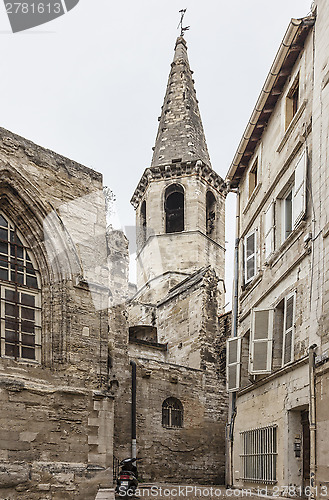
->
(96, 485), (275, 500)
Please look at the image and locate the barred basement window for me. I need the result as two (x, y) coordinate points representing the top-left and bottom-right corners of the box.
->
(240, 425), (277, 484)
(162, 397), (183, 428)
(0, 213), (41, 362)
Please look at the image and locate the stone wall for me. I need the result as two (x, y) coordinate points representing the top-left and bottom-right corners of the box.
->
(133, 358), (227, 484)
(0, 127), (113, 499)
(113, 236), (229, 484)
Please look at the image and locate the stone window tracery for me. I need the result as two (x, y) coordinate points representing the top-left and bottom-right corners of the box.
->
(0, 213), (41, 362)
(162, 397), (183, 428)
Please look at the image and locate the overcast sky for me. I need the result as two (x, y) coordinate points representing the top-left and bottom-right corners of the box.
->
(0, 0), (312, 306)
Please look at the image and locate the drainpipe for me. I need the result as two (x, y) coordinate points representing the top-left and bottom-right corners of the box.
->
(227, 187), (240, 488)
(308, 345), (317, 499)
(130, 360), (137, 459)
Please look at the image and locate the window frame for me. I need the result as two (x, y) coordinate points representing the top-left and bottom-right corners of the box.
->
(164, 183), (185, 234)
(240, 425), (277, 483)
(249, 308), (274, 375)
(0, 212), (41, 363)
(285, 73), (300, 130)
(282, 187), (293, 242)
(264, 201), (275, 260)
(1, 285), (41, 362)
(282, 292), (295, 367)
(162, 397), (184, 429)
(248, 158), (258, 198)
(206, 190), (216, 237)
(140, 200), (147, 246)
(244, 230), (257, 284)
(227, 337), (242, 392)
(275, 150), (307, 249)
(293, 151), (307, 227)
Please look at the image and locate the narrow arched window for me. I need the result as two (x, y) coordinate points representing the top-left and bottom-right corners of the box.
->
(165, 184), (184, 233)
(140, 200), (147, 246)
(0, 213), (41, 362)
(206, 191), (216, 236)
(162, 397), (183, 428)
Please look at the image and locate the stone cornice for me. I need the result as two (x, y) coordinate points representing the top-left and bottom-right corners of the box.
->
(131, 160), (226, 208)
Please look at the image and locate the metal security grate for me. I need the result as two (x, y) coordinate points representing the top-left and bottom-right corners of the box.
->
(240, 425), (277, 484)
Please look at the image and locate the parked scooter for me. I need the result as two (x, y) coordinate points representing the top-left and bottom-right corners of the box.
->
(115, 457), (139, 497)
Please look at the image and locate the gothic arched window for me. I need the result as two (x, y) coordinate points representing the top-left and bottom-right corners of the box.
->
(206, 191), (216, 236)
(162, 397), (184, 428)
(165, 184), (184, 234)
(0, 213), (41, 362)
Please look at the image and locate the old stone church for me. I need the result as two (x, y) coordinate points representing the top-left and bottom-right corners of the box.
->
(0, 35), (229, 499)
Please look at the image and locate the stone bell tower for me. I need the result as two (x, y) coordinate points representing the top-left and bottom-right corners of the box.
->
(131, 36), (226, 302)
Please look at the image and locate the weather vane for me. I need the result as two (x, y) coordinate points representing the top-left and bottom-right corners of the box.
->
(177, 9), (190, 37)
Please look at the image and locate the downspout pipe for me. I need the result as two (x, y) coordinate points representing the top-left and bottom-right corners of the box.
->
(130, 360), (137, 459)
(308, 344), (317, 499)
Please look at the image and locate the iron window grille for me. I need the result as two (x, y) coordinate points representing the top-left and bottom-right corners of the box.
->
(0, 213), (41, 362)
(240, 425), (277, 484)
(162, 397), (183, 428)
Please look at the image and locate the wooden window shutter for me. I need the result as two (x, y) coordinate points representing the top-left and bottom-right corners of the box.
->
(227, 337), (242, 392)
(282, 295), (295, 366)
(264, 202), (275, 259)
(249, 309), (274, 374)
(293, 151), (307, 227)
(244, 231), (257, 283)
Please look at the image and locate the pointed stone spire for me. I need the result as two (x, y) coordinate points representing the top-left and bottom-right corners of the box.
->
(151, 37), (212, 168)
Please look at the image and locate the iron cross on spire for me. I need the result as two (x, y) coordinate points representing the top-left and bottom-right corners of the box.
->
(178, 9), (190, 37)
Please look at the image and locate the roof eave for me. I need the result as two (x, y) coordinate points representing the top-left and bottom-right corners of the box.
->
(226, 15), (315, 187)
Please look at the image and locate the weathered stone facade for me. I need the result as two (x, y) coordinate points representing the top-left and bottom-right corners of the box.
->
(0, 127), (114, 499)
(0, 34), (230, 498)
(112, 263), (229, 484)
(226, 0), (329, 496)
(111, 36), (229, 485)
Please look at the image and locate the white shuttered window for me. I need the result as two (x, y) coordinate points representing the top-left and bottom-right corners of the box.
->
(244, 231), (257, 283)
(249, 309), (274, 374)
(227, 337), (242, 392)
(293, 151), (307, 227)
(264, 202), (275, 259)
(282, 294), (295, 366)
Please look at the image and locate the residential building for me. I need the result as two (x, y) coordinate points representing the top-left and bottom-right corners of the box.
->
(226, 0), (329, 495)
